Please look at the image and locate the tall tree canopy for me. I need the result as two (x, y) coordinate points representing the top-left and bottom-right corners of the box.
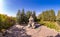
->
(16, 10), (22, 24)
(57, 10), (60, 20)
(38, 9), (56, 21)
(32, 11), (37, 22)
(16, 9), (37, 24)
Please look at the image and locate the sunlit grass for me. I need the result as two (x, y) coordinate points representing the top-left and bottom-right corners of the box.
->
(39, 21), (60, 32)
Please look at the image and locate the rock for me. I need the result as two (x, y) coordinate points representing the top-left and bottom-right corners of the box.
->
(3, 25), (31, 37)
(0, 33), (3, 37)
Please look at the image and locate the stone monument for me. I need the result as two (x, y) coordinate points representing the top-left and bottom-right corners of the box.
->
(27, 16), (35, 28)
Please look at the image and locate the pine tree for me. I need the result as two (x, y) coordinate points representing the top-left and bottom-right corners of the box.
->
(32, 11), (37, 22)
(16, 10), (22, 24)
(49, 10), (56, 21)
(26, 11), (32, 22)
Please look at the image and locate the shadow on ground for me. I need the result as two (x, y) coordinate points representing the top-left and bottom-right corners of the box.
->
(47, 33), (60, 37)
(55, 33), (60, 37)
(2, 27), (31, 37)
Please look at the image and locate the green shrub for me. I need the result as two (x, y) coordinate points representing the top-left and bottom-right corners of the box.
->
(39, 21), (45, 25)
(39, 21), (60, 32)
(0, 14), (16, 31)
(44, 22), (60, 32)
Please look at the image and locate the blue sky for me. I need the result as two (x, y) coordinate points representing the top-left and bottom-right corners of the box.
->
(0, 0), (60, 16)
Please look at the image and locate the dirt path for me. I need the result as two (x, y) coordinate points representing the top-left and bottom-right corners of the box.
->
(3, 25), (60, 37)
(26, 26), (59, 37)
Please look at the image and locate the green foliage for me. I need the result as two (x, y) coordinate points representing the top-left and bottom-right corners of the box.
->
(44, 22), (60, 32)
(45, 22), (56, 28)
(16, 9), (29, 24)
(38, 9), (56, 21)
(57, 10), (60, 19)
(32, 11), (37, 22)
(56, 18), (60, 26)
(49, 10), (56, 21)
(57, 10), (60, 25)
(26, 11), (32, 22)
(21, 9), (28, 24)
(0, 14), (16, 31)
(39, 21), (45, 25)
(16, 10), (22, 24)
(39, 21), (60, 32)
(16, 9), (37, 25)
